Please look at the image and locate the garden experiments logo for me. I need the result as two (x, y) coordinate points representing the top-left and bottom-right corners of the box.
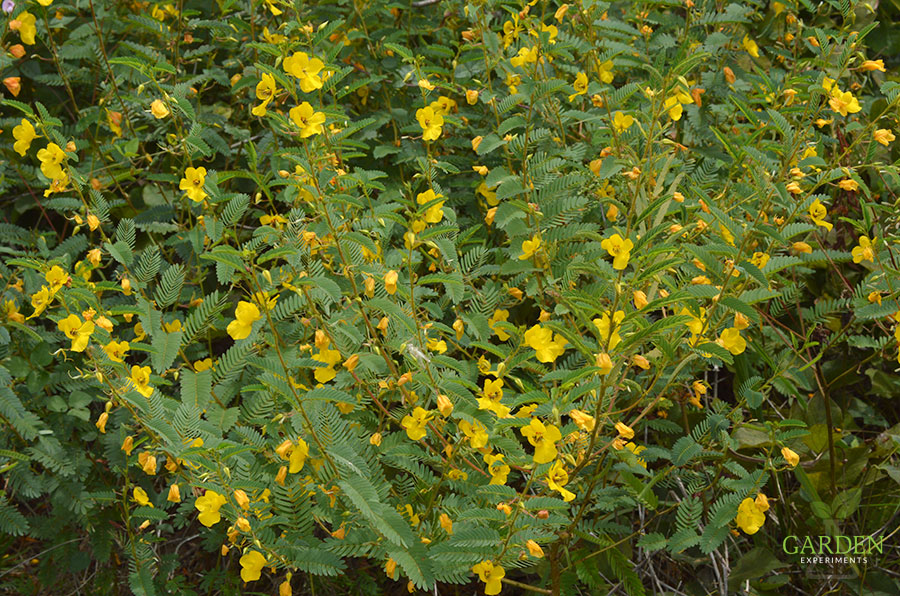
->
(782, 535), (883, 566)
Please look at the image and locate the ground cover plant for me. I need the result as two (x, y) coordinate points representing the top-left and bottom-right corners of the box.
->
(1, 0), (900, 594)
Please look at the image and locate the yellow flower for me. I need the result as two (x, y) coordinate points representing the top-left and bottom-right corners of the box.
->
(521, 418), (561, 464)
(540, 23), (558, 44)
(427, 338), (447, 354)
(519, 235), (541, 260)
(3, 300), (24, 324)
(288, 438), (309, 473)
(595, 352), (613, 373)
(472, 561), (505, 595)
(874, 129), (895, 146)
(781, 446), (800, 467)
(612, 111), (634, 133)
(793, 241), (812, 254)
(568, 409), (595, 431)
(416, 189), (444, 224)
(861, 59), (885, 72)
(132, 487), (152, 508)
(523, 324), (567, 363)
(569, 72), (588, 101)
(488, 309), (511, 341)
(168, 484), (181, 503)
(95, 411), (108, 433)
(57, 314), (94, 352)
(384, 270), (398, 294)
(742, 35), (759, 58)
(478, 378), (510, 418)
(735, 497), (766, 534)
(476, 182), (498, 207)
(150, 99), (170, 119)
(46, 266), (68, 294)
(828, 87), (861, 117)
(601, 233), (633, 270)
(138, 451), (156, 475)
(546, 460), (575, 501)
(312, 348), (342, 383)
(37, 143), (66, 180)
(808, 199), (832, 231)
(597, 59), (614, 83)
(429, 95), (457, 116)
(852, 236), (875, 263)
(289, 102), (326, 138)
(13, 12), (37, 46)
(252, 73), (277, 117)
(615, 421), (634, 440)
(664, 96), (683, 121)
(511, 45), (538, 68)
(195, 490), (227, 527)
(12, 119), (36, 156)
(240, 550), (267, 582)
(264, 0), (282, 15)
(755, 493), (770, 512)
(453, 319), (465, 340)
(283, 52), (324, 92)
(130, 365), (154, 398)
(103, 340), (130, 362)
(838, 178), (858, 192)
(416, 106), (443, 141)
(484, 452), (509, 485)
(121, 436), (134, 456)
(459, 419), (489, 449)
(625, 442), (647, 468)
(592, 310), (625, 351)
(718, 327), (746, 355)
(633, 290), (649, 310)
(750, 252), (770, 269)
(401, 407), (433, 441)
(180, 167), (208, 202)
(526, 539), (544, 558)
(226, 301), (261, 340)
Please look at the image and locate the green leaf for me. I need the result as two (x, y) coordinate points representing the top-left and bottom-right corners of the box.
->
(150, 330), (183, 373)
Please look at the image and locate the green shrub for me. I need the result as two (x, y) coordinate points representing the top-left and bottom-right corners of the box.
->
(1, 0), (900, 594)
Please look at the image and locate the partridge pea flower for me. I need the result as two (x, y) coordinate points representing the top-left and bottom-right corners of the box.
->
(401, 407), (433, 440)
(289, 102), (326, 137)
(852, 236), (875, 263)
(601, 233), (633, 270)
(283, 51), (324, 92)
(37, 143), (66, 180)
(195, 490), (227, 527)
(519, 235), (541, 260)
(523, 324), (567, 363)
(471, 561), (505, 595)
(240, 550), (267, 582)
(484, 453), (509, 485)
(12, 119), (36, 156)
(808, 199), (832, 231)
(416, 106), (443, 141)
(735, 497), (766, 534)
(226, 301), (261, 340)
(546, 460), (575, 501)
(57, 314), (94, 352)
(592, 310), (625, 351)
(718, 327), (746, 355)
(252, 73), (277, 116)
(130, 365), (154, 398)
(520, 418), (561, 464)
(180, 167), (208, 202)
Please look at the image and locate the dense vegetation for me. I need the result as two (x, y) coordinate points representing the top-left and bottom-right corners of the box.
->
(1, 0), (900, 594)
